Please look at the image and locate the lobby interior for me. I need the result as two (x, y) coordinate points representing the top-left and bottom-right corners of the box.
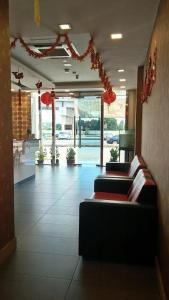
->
(1, 0), (169, 299)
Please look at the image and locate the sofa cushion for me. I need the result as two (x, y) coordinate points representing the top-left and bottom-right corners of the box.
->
(106, 171), (129, 177)
(93, 192), (128, 201)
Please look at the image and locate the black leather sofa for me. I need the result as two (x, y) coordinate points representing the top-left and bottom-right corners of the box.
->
(79, 169), (158, 265)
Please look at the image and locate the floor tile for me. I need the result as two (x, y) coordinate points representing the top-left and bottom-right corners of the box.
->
(26, 222), (79, 238)
(0, 252), (79, 279)
(0, 274), (70, 300)
(17, 235), (79, 256)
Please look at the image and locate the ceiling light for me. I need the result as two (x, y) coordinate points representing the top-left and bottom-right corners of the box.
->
(110, 33), (123, 40)
(59, 24), (71, 30)
(65, 89), (70, 92)
(117, 69), (125, 72)
(64, 63), (72, 67)
(64, 68), (70, 73)
(69, 92), (74, 96)
(119, 78), (126, 82)
(120, 86), (126, 89)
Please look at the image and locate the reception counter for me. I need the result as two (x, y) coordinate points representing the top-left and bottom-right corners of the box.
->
(13, 139), (39, 184)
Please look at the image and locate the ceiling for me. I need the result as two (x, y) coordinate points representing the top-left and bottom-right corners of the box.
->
(9, 0), (160, 93)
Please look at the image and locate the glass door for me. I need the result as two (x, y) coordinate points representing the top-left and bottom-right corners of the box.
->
(75, 96), (101, 165)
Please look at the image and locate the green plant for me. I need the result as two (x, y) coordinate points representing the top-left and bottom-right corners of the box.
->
(110, 147), (119, 162)
(55, 146), (60, 160)
(38, 146), (45, 161)
(66, 147), (76, 160)
(50, 146), (60, 160)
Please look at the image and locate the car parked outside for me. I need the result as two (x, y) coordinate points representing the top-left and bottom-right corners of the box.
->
(57, 132), (71, 140)
(106, 134), (119, 144)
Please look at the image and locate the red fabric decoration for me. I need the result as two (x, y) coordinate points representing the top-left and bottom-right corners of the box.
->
(41, 92), (53, 106)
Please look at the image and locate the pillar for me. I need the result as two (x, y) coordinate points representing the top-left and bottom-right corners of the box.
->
(0, 0), (16, 264)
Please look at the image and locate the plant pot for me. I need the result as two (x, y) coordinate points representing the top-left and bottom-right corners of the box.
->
(37, 160), (44, 165)
(67, 159), (75, 166)
(55, 159), (59, 166)
(51, 158), (55, 166)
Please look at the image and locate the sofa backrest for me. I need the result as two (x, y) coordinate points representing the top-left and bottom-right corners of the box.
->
(128, 169), (157, 205)
(128, 155), (146, 178)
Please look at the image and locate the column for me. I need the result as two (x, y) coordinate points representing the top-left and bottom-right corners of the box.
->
(0, 0), (16, 264)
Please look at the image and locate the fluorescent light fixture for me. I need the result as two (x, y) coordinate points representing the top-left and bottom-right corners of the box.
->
(119, 78), (126, 82)
(69, 92), (74, 96)
(64, 63), (72, 67)
(111, 33), (123, 40)
(65, 89), (70, 92)
(120, 86), (126, 89)
(59, 24), (71, 30)
(117, 69), (125, 72)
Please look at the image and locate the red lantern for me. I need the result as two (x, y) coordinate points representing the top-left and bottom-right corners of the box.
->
(102, 90), (116, 105)
(41, 92), (53, 106)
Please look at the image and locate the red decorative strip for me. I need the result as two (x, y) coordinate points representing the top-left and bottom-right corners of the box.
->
(10, 34), (116, 104)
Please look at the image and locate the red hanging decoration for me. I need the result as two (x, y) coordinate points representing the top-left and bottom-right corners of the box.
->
(10, 34), (117, 103)
(41, 92), (53, 106)
(12, 71), (24, 106)
(141, 46), (157, 103)
(102, 90), (116, 105)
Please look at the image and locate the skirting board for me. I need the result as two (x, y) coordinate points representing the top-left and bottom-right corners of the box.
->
(0, 238), (16, 265)
(155, 257), (167, 300)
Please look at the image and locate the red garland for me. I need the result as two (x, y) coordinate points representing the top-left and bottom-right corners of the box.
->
(141, 47), (157, 103)
(11, 34), (116, 104)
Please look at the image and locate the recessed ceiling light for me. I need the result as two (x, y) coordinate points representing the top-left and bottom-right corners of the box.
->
(111, 33), (123, 40)
(117, 69), (125, 72)
(69, 92), (74, 96)
(59, 24), (71, 30)
(65, 89), (70, 92)
(64, 63), (72, 67)
(120, 86), (126, 89)
(119, 78), (126, 82)
(64, 68), (70, 73)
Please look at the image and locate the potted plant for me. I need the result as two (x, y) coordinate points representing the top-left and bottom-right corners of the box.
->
(66, 147), (76, 166)
(55, 146), (60, 165)
(50, 146), (60, 165)
(37, 146), (45, 165)
(110, 146), (119, 162)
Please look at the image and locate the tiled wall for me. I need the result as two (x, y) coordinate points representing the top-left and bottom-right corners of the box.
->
(12, 91), (31, 140)
(141, 0), (169, 297)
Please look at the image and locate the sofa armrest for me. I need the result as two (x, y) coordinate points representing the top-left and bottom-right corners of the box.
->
(79, 200), (158, 264)
(106, 162), (130, 172)
(94, 177), (133, 193)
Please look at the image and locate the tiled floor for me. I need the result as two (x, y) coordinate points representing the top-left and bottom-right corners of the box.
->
(0, 165), (160, 300)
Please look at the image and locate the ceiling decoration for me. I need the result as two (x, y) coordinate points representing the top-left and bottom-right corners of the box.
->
(9, 0), (160, 91)
(11, 33), (116, 100)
